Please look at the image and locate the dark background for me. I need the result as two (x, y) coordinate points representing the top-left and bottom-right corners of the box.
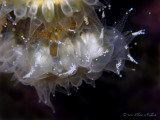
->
(0, 0), (159, 120)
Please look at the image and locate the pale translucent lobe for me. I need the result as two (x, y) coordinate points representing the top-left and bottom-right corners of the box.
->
(82, 0), (98, 5)
(41, 0), (55, 22)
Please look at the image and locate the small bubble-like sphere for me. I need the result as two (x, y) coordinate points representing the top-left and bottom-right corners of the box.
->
(0, 0), (144, 111)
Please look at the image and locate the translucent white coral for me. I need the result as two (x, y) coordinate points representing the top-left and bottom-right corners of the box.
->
(0, 0), (109, 30)
(0, 0), (144, 112)
(0, 23), (144, 110)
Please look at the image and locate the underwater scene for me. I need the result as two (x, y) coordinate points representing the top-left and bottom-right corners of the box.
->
(0, 0), (159, 120)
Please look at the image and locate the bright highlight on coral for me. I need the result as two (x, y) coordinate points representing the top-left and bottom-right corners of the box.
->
(0, 0), (145, 111)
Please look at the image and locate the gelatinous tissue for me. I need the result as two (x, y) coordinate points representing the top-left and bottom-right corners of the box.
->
(0, 0), (145, 111)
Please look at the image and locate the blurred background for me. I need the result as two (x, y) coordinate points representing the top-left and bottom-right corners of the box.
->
(0, 0), (159, 119)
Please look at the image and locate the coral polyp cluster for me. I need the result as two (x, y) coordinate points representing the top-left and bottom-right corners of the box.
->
(0, 0), (144, 111)
(0, 0), (106, 30)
